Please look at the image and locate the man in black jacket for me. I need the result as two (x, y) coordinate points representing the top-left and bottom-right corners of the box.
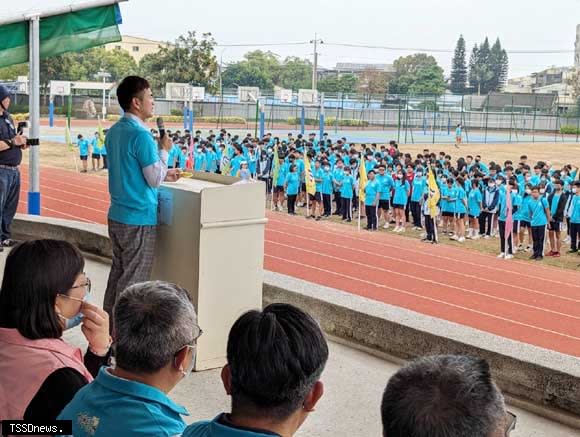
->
(547, 180), (568, 257)
(0, 85), (28, 252)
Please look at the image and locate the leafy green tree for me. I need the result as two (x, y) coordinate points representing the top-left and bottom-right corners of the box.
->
(221, 50), (281, 90)
(0, 64), (28, 80)
(450, 35), (467, 94)
(318, 74), (359, 94)
(468, 37), (508, 94)
(389, 53), (445, 96)
(139, 31), (218, 94)
(278, 57), (312, 90)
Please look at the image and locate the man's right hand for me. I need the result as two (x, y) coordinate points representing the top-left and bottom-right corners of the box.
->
(13, 135), (27, 146)
(158, 135), (172, 152)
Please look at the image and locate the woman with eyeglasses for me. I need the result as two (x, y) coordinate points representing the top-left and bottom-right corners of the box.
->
(0, 239), (111, 423)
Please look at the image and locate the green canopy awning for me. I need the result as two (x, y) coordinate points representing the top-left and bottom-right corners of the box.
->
(0, 3), (122, 68)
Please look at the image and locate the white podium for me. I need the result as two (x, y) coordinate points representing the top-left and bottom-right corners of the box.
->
(151, 172), (267, 370)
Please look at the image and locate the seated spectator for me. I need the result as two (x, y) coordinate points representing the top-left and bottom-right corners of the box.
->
(183, 303), (328, 437)
(0, 240), (111, 426)
(381, 355), (517, 437)
(58, 281), (200, 436)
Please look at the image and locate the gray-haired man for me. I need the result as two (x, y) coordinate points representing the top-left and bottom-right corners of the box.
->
(58, 281), (201, 437)
(381, 355), (516, 437)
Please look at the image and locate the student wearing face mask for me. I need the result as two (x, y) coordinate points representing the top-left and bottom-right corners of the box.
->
(410, 168), (426, 230)
(527, 186), (552, 261)
(516, 184), (533, 252)
(567, 182), (580, 255)
(392, 171), (410, 232)
(339, 166), (355, 222)
(479, 178), (499, 238)
(321, 162), (334, 217)
(467, 179), (483, 240)
(547, 180), (568, 257)
(58, 281), (200, 436)
(0, 240), (111, 425)
(285, 165), (300, 215)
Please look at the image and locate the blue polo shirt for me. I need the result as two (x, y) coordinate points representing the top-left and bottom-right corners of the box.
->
(364, 179), (380, 206)
(321, 170), (333, 195)
(57, 368), (188, 437)
(376, 174), (394, 200)
(285, 171), (300, 195)
(183, 414), (280, 437)
(527, 197), (549, 226)
(340, 174), (355, 199)
(392, 180), (410, 206)
(77, 139), (90, 156)
(570, 195), (580, 224)
(106, 115), (161, 226)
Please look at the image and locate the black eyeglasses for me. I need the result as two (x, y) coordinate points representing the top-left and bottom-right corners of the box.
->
(505, 410), (517, 436)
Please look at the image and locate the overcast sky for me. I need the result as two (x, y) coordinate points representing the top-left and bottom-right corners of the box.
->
(3, 0), (580, 78)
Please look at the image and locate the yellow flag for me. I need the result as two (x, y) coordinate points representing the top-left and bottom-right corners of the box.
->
(304, 155), (316, 196)
(97, 117), (105, 147)
(427, 165), (440, 218)
(358, 157), (368, 203)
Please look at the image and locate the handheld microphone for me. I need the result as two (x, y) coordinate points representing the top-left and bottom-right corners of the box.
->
(156, 117), (166, 139)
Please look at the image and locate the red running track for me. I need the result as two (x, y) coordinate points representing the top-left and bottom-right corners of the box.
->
(17, 166), (580, 357)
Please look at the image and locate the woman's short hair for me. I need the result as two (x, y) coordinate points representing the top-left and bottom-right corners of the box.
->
(0, 239), (84, 339)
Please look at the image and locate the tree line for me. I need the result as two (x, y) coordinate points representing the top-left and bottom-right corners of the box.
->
(0, 32), (508, 98)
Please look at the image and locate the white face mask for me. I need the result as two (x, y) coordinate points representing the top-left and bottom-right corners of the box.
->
(540, 189), (546, 194)
(572, 187), (578, 193)
(525, 189), (532, 194)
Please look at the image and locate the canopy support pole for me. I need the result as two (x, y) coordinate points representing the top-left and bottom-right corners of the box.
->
(28, 15), (41, 215)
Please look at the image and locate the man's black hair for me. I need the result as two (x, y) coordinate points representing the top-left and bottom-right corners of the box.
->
(116, 76), (151, 111)
(227, 304), (328, 421)
(381, 355), (504, 437)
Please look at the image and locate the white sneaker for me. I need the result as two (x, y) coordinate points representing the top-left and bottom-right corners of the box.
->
(458, 237), (465, 242)
(393, 226), (400, 232)
(484, 235), (490, 240)
(472, 234), (481, 240)
(497, 253), (505, 259)
(505, 254), (514, 260)
(450, 235), (459, 241)
(383, 223), (389, 229)
(399, 227), (406, 233)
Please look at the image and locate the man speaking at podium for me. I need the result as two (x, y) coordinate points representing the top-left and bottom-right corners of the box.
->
(103, 76), (180, 326)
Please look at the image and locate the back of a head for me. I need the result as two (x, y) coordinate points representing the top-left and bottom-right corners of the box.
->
(114, 281), (198, 373)
(227, 303), (329, 421)
(381, 355), (505, 437)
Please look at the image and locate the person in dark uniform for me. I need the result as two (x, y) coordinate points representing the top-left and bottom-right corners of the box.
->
(0, 85), (28, 252)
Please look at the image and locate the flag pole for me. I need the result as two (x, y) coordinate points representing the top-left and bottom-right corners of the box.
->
(358, 202), (361, 231)
(306, 191), (310, 218)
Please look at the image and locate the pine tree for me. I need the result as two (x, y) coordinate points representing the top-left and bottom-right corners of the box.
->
(499, 48), (509, 91)
(478, 38), (492, 94)
(468, 44), (479, 91)
(450, 35), (467, 94)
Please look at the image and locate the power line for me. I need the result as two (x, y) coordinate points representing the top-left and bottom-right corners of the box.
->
(215, 42), (310, 47)
(323, 42), (574, 55)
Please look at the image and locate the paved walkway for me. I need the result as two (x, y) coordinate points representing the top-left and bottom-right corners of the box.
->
(0, 252), (577, 436)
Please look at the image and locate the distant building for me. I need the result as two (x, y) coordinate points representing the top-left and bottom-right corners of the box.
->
(318, 62), (395, 79)
(104, 35), (168, 63)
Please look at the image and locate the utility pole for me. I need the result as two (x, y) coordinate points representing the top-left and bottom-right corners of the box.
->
(310, 33), (323, 90)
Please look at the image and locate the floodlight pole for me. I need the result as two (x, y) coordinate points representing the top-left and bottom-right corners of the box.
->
(28, 15), (41, 215)
(319, 92), (325, 141)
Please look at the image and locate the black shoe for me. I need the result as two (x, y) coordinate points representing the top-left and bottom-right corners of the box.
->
(1, 239), (17, 247)
(315, 217), (321, 221)
(529, 255), (537, 260)
(347, 219), (352, 222)
(535, 256), (543, 261)
(567, 249), (578, 254)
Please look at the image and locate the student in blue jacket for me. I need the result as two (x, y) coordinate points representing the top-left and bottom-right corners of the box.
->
(376, 165), (394, 229)
(392, 171), (410, 232)
(467, 179), (483, 239)
(496, 180), (518, 259)
(453, 177), (468, 242)
(339, 166), (354, 222)
(321, 162), (334, 217)
(527, 186), (552, 260)
(285, 165), (300, 215)
(410, 169), (426, 230)
(332, 160), (345, 216)
(567, 181), (580, 254)
(75, 134), (90, 173)
(479, 177), (499, 238)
